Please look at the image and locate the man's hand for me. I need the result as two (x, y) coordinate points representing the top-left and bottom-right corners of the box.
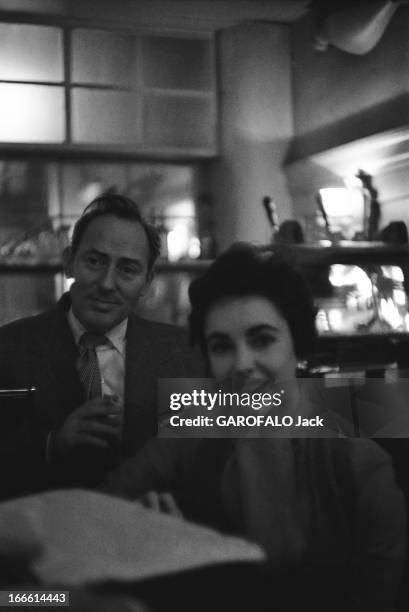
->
(50, 397), (122, 461)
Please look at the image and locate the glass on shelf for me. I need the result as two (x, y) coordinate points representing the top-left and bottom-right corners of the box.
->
(315, 263), (409, 336)
(0, 224), (70, 265)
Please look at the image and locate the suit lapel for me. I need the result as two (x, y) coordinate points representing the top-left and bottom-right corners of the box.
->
(25, 305), (179, 450)
(26, 298), (84, 422)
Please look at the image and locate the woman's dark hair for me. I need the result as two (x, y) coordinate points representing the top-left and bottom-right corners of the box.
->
(70, 193), (161, 276)
(188, 243), (317, 359)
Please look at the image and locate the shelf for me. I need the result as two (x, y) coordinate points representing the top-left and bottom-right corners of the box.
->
(0, 259), (213, 274)
(0, 264), (63, 273)
(0, 142), (218, 161)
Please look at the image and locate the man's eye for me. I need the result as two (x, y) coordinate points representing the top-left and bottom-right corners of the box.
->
(208, 342), (231, 355)
(85, 255), (103, 268)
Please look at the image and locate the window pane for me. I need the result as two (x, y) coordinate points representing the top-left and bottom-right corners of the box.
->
(0, 84), (65, 142)
(71, 88), (141, 144)
(71, 29), (138, 87)
(144, 95), (215, 148)
(0, 24), (63, 82)
(143, 36), (213, 91)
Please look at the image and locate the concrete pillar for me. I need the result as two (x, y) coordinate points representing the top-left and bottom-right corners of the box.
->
(209, 22), (294, 252)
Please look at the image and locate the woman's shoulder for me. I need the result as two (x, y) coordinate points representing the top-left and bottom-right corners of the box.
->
(306, 438), (403, 523)
(322, 437), (396, 484)
(338, 436), (391, 462)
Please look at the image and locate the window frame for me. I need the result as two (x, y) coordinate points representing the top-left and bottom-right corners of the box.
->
(0, 13), (218, 159)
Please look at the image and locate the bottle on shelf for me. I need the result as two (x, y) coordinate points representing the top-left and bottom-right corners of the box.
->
(262, 196), (279, 243)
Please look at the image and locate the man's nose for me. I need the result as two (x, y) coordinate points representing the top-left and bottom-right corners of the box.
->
(99, 265), (116, 290)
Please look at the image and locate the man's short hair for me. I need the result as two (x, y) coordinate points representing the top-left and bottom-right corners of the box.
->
(70, 193), (161, 276)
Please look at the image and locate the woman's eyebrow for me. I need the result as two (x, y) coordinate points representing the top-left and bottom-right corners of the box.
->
(247, 324), (279, 334)
(117, 256), (141, 266)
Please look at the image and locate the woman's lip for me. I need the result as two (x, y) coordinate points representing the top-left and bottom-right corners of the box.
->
(91, 298), (118, 306)
(241, 379), (270, 388)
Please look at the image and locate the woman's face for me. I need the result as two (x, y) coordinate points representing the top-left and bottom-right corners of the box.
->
(204, 295), (298, 388)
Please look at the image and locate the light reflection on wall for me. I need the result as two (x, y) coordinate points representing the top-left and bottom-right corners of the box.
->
(319, 187), (365, 239)
(167, 225), (190, 262)
(165, 199), (200, 262)
(58, 275), (74, 297)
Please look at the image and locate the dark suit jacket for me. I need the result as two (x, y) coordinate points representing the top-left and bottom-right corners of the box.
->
(0, 294), (202, 497)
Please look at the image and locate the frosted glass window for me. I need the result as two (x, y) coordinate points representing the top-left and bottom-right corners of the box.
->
(144, 95), (215, 148)
(71, 89), (141, 144)
(0, 84), (65, 142)
(143, 37), (213, 91)
(0, 24), (63, 82)
(71, 29), (138, 87)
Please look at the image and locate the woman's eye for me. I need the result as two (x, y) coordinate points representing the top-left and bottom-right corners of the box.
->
(250, 335), (275, 349)
(118, 265), (139, 278)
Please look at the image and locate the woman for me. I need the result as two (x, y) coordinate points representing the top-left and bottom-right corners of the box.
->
(107, 245), (406, 611)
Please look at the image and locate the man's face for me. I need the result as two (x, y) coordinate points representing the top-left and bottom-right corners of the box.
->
(66, 214), (150, 333)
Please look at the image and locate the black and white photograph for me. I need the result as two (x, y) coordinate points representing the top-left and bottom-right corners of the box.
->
(0, 1), (408, 610)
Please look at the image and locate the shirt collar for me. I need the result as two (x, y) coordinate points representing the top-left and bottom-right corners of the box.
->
(67, 308), (127, 356)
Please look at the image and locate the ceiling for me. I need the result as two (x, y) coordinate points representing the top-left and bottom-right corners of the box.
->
(0, 0), (311, 31)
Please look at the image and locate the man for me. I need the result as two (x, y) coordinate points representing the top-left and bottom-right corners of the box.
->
(0, 194), (201, 497)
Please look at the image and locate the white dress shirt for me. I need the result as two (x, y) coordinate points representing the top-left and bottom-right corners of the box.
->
(67, 309), (127, 407)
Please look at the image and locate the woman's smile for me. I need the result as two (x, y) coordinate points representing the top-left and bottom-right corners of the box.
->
(205, 294), (298, 384)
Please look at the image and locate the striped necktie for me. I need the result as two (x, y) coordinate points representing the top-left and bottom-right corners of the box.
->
(77, 332), (108, 399)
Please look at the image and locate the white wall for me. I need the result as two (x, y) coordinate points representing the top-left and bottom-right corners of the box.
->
(287, 9), (409, 234)
(209, 22), (294, 251)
